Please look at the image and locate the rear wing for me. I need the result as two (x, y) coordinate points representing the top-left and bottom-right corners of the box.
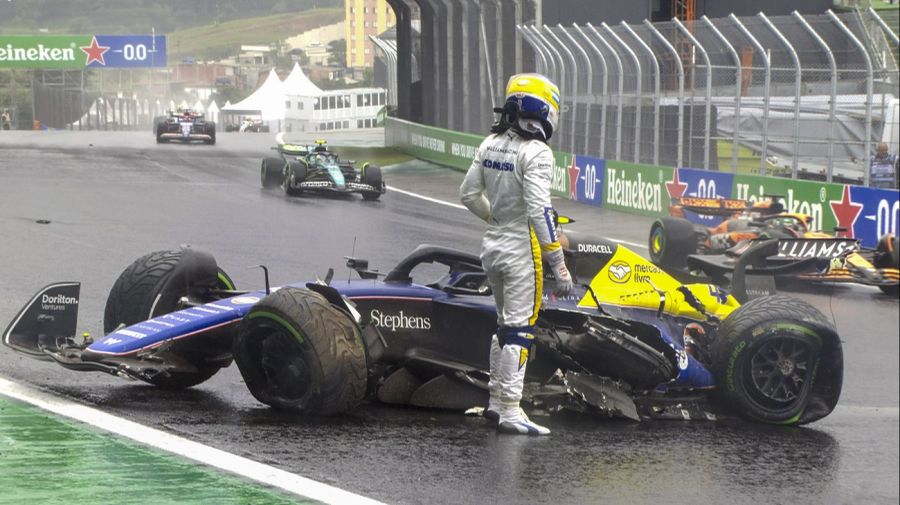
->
(2, 282), (80, 359)
(690, 238), (860, 303)
(273, 131), (311, 156)
(671, 196), (784, 217)
(775, 238), (860, 260)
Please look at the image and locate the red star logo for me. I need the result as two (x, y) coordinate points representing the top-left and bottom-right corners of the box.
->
(666, 168), (688, 199)
(829, 185), (863, 238)
(567, 157), (579, 200)
(81, 37), (110, 66)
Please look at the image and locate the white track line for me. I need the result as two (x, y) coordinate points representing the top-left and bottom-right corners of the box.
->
(385, 184), (648, 249)
(386, 184), (467, 210)
(0, 376), (386, 505)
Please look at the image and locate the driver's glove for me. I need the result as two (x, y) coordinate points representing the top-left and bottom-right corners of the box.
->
(545, 248), (574, 297)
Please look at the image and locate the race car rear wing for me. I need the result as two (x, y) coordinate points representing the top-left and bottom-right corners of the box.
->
(2, 282), (80, 360)
(671, 196), (784, 217)
(689, 238), (859, 303)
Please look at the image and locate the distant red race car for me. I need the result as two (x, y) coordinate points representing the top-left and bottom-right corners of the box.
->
(155, 109), (216, 145)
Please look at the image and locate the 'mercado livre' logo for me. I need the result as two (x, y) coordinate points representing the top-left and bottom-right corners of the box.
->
(607, 261), (632, 283)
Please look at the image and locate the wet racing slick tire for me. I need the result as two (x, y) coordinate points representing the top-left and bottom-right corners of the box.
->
(711, 295), (843, 425)
(874, 234), (899, 296)
(283, 161), (306, 196)
(649, 217), (697, 270)
(205, 124), (216, 145)
(103, 247), (237, 388)
(261, 157), (284, 189)
(361, 164), (383, 201)
(233, 287), (368, 415)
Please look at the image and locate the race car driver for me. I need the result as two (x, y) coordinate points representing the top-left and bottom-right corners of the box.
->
(459, 73), (573, 436)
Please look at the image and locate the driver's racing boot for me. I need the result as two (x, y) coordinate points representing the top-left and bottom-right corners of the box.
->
(484, 334), (501, 424)
(495, 343), (550, 436)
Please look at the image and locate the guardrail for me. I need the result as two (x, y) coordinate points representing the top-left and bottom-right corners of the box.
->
(386, 116), (899, 249)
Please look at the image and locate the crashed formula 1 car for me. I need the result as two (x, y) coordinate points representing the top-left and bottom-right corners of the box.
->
(260, 138), (385, 201)
(649, 196), (899, 295)
(155, 109), (216, 145)
(3, 223), (844, 426)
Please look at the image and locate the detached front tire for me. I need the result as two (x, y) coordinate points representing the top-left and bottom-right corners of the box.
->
(234, 287), (368, 415)
(712, 295), (843, 425)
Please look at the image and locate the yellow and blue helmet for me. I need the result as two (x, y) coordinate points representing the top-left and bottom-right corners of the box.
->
(503, 73), (560, 141)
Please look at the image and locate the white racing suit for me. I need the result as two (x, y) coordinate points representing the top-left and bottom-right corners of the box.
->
(459, 129), (566, 435)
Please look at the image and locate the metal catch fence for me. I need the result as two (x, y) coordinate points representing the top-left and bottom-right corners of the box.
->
(518, 7), (899, 186)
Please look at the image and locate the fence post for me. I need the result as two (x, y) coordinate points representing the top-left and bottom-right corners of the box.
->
(586, 23), (624, 161)
(546, 26), (579, 155)
(759, 13), (802, 179)
(828, 9), (873, 186)
(518, 26), (549, 75)
(574, 24), (609, 158)
(644, 20), (684, 169)
(601, 23), (642, 164)
(530, 26), (566, 99)
(673, 18), (712, 171)
(702, 15), (742, 174)
(867, 6), (900, 46)
(622, 22), (661, 166)
(794, 11), (838, 183)
(729, 14), (771, 176)
(560, 26), (593, 157)
(529, 25), (569, 149)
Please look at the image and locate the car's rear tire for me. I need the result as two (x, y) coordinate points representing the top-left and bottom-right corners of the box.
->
(233, 287), (368, 415)
(874, 234), (899, 296)
(103, 247), (236, 389)
(361, 164), (383, 201)
(711, 295), (843, 425)
(261, 157), (284, 189)
(648, 217), (697, 269)
(283, 161), (306, 196)
(156, 126), (166, 144)
(205, 124), (216, 145)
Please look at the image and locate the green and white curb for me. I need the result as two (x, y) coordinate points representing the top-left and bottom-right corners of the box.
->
(0, 377), (386, 505)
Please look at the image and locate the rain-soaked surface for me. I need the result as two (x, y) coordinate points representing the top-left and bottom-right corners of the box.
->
(0, 395), (314, 504)
(0, 131), (897, 505)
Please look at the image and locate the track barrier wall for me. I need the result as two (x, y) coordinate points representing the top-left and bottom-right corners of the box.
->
(386, 116), (899, 248)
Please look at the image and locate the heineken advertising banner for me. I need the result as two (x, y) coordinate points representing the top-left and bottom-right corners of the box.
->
(0, 35), (166, 68)
(603, 161), (669, 217)
(385, 118), (899, 247)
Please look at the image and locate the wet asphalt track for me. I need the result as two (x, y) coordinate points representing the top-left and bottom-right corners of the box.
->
(0, 131), (897, 505)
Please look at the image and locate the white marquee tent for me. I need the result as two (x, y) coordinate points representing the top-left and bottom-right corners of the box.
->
(222, 68), (287, 121)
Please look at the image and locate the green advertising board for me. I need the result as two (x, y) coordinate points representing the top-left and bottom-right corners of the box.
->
(385, 117), (572, 198)
(0, 35), (167, 68)
(0, 35), (92, 68)
(731, 173), (845, 233)
(603, 160), (670, 217)
(385, 118), (899, 247)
